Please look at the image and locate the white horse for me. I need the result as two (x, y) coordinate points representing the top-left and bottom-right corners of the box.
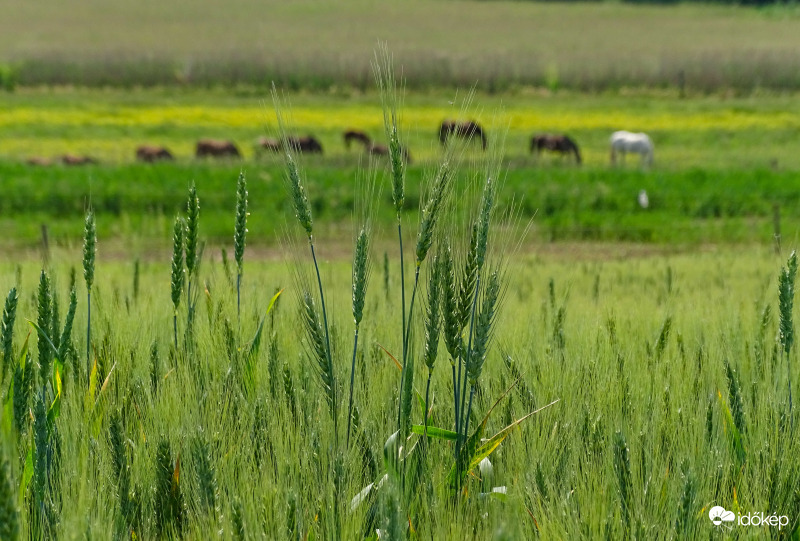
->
(610, 131), (653, 167)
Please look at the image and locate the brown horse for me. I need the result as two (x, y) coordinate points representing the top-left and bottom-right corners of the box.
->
(254, 137), (281, 156)
(530, 134), (581, 164)
(343, 129), (371, 150)
(439, 120), (487, 150)
(285, 136), (323, 154)
(26, 156), (53, 166)
(373, 143), (412, 164)
(367, 142), (388, 157)
(136, 145), (174, 163)
(195, 139), (241, 158)
(61, 154), (98, 166)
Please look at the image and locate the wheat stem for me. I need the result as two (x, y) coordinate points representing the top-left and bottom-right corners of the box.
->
(310, 241), (336, 442)
(457, 273), (481, 472)
(395, 221), (407, 432)
(346, 326), (360, 449)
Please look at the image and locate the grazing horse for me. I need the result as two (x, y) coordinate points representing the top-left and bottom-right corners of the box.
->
(439, 120), (487, 150)
(366, 142), (412, 164)
(367, 142), (388, 157)
(195, 139), (241, 158)
(254, 137), (281, 157)
(61, 154), (97, 166)
(26, 156), (52, 166)
(285, 135), (323, 154)
(530, 134), (581, 164)
(343, 129), (371, 150)
(136, 145), (174, 163)
(610, 131), (653, 167)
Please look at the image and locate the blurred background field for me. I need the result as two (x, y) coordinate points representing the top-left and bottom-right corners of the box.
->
(2, 0), (800, 92)
(2, 87), (800, 249)
(1, 0), (799, 249)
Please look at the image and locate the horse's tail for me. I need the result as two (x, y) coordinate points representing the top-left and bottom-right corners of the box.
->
(481, 131), (487, 150)
(573, 144), (582, 165)
(344, 133), (351, 149)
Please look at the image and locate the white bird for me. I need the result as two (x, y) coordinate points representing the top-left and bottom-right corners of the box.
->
(638, 190), (649, 209)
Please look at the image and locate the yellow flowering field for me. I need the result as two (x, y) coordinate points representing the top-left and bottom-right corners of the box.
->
(1, 90), (799, 168)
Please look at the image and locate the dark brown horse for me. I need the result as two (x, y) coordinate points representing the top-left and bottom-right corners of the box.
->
(530, 134), (581, 164)
(343, 129), (371, 150)
(136, 145), (174, 163)
(439, 120), (487, 150)
(195, 139), (241, 158)
(61, 154), (98, 166)
(254, 137), (281, 156)
(285, 136), (323, 154)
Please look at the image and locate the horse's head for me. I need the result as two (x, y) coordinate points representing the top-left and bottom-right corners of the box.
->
(439, 121), (455, 144)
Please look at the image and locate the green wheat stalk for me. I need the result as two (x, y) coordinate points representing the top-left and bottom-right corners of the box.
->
(346, 228), (370, 448)
(0, 457), (19, 541)
(13, 352), (33, 435)
(57, 287), (77, 371)
(0, 287), (18, 387)
(170, 216), (185, 350)
(234, 171), (248, 321)
(301, 290), (336, 432)
(724, 359), (747, 435)
(32, 393), (48, 528)
(458, 176), (496, 456)
(422, 249), (444, 441)
(778, 250), (797, 430)
(462, 270), (501, 446)
(184, 182), (200, 336)
(50, 286), (60, 356)
(454, 223), (479, 443)
(440, 241), (461, 441)
(36, 270), (52, 391)
(83, 209), (96, 386)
